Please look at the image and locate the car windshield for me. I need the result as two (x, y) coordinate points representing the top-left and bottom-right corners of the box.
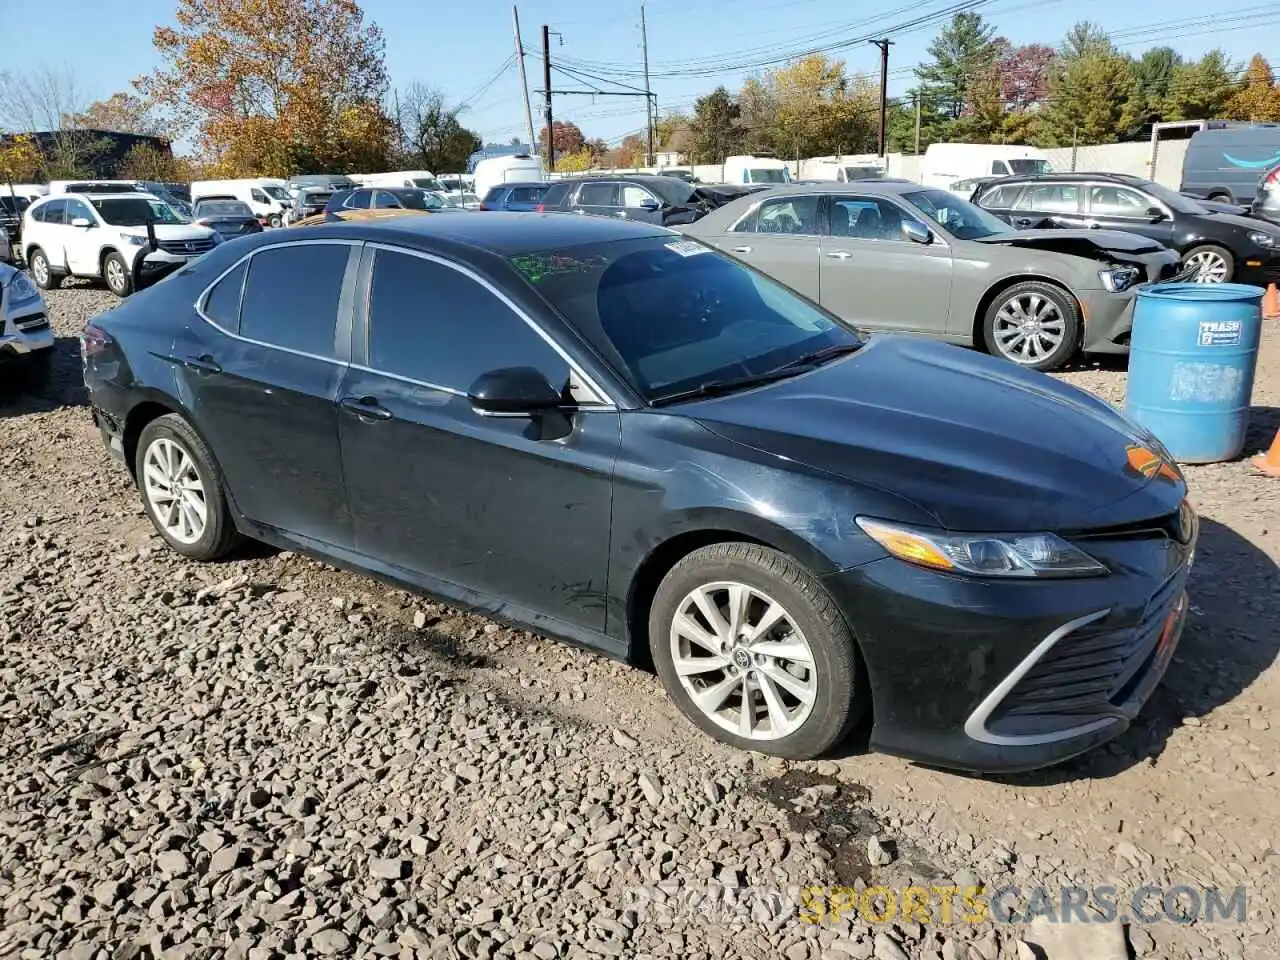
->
(263, 186), (292, 201)
(412, 178), (444, 191)
(91, 196), (188, 226)
(1132, 179), (1206, 214)
(845, 167), (883, 180)
(196, 200), (252, 217)
(902, 188), (1010, 240)
(511, 237), (863, 403)
(0, 195), (29, 214)
(747, 168), (789, 184)
(644, 178), (697, 206)
(1008, 159), (1052, 175)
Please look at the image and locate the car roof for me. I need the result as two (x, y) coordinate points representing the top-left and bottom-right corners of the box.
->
(284, 210), (673, 255)
(493, 181), (549, 189)
(38, 191), (158, 202)
(980, 172), (1141, 184)
(713, 181), (928, 199)
(548, 173), (675, 186)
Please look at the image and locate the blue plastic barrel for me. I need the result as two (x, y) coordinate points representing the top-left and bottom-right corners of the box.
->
(1124, 282), (1264, 464)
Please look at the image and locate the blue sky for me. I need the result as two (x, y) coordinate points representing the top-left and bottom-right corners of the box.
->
(6, 0), (1274, 151)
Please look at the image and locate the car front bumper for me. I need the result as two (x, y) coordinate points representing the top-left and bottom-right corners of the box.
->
(822, 524), (1195, 773)
(1, 304), (54, 360)
(1077, 289), (1138, 353)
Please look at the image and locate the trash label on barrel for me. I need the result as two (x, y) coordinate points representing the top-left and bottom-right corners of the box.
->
(1197, 320), (1243, 346)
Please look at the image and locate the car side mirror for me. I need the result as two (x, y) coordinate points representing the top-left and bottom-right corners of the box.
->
(639, 198), (661, 211)
(1146, 207), (1166, 221)
(468, 366), (564, 416)
(902, 219), (932, 244)
(70, 217), (93, 228)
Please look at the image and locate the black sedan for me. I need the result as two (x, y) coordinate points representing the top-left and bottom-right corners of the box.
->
(191, 198), (265, 239)
(972, 172), (1280, 285)
(81, 214), (1196, 772)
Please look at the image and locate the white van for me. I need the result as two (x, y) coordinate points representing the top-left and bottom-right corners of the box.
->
(722, 155), (792, 185)
(802, 155), (887, 182)
(190, 179), (293, 226)
(5, 184), (48, 202)
(473, 155), (544, 203)
(922, 144), (1053, 191)
(353, 170), (446, 192)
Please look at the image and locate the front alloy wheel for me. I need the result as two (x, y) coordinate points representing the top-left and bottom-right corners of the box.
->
(103, 252), (132, 297)
(982, 280), (1080, 372)
(650, 542), (865, 759)
(1181, 245), (1233, 284)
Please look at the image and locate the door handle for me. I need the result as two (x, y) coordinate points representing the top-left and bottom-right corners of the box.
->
(730, 246), (752, 254)
(184, 354), (221, 375)
(825, 251), (852, 260)
(339, 396), (393, 421)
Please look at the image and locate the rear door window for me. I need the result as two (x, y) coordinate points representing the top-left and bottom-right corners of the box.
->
(238, 243), (353, 358)
(577, 183), (620, 207)
(753, 196), (821, 235)
(1015, 184), (1080, 213)
(509, 187), (539, 203)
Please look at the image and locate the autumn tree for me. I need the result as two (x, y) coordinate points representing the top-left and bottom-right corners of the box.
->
(963, 40), (1055, 142)
(538, 120), (586, 160)
(604, 134), (646, 168)
(140, 0), (394, 176)
(118, 143), (191, 182)
(1160, 50), (1237, 122)
(690, 86), (743, 162)
(67, 92), (170, 138)
(760, 54), (878, 159)
(394, 84), (481, 172)
(0, 134), (43, 186)
(1226, 54), (1280, 122)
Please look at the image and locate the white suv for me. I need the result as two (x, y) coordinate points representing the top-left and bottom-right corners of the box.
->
(22, 192), (220, 298)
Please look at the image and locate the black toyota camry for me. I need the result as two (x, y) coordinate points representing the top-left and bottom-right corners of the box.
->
(80, 214), (1196, 773)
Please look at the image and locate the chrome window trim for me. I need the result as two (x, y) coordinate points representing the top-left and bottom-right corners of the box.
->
(364, 242), (616, 408)
(963, 608), (1121, 748)
(193, 239), (362, 367)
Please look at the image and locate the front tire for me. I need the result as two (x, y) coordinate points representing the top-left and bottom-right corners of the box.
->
(28, 249), (61, 290)
(103, 252), (133, 297)
(649, 543), (865, 759)
(134, 414), (239, 560)
(1181, 244), (1234, 284)
(268, 214), (282, 228)
(982, 280), (1080, 372)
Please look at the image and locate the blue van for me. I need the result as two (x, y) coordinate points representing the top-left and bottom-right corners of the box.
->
(1180, 123), (1280, 204)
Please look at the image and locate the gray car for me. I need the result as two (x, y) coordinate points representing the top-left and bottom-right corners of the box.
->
(683, 182), (1182, 371)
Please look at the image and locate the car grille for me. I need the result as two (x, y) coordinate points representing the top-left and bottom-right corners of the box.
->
(14, 313), (49, 333)
(156, 238), (216, 256)
(992, 570), (1186, 724)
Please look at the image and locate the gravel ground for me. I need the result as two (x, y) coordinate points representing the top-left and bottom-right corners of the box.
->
(2, 283), (1278, 960)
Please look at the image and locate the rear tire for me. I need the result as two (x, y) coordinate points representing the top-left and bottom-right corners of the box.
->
(1207, 192), (1231, 203)
(28, 249), (61, 290)
(103, 252), (133, 297)
(982, 280), (1080, 372)
(649, 542), (865, 760)
(134, 414), (239, 561)
(268, 214), (282, 228)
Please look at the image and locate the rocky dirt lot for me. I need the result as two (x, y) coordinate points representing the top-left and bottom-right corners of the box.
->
(1, 285), (1278, 960)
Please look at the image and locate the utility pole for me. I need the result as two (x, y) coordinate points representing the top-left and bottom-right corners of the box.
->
(542, 24), (555, 171)
(513, 6), (537, 151)
(641, 4), (655, 166)
(870, 39), (893, 157)
(914, 91), (922, 154)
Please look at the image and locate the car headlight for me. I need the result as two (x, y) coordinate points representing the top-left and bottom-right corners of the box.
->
(855, 517), (1109, 578)
(122, 234), (147, 246)
(1247, 230), (1280, 249)
(1098, 265), (1142, 292)
(4, 269), (42, 306)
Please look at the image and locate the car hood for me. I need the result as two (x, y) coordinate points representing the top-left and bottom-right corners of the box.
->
(679, 336), (1185, 533)
(1207, 211), (1280, 236)
(974, 227), (1165, 255)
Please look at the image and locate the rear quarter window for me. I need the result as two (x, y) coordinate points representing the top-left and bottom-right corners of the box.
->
(540, 183), (573, 207)
(201, 260), (249, 331)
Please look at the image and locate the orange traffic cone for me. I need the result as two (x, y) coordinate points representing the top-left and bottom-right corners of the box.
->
(1265, 284), (1280, 320)
(1255, 429), (1280, 477)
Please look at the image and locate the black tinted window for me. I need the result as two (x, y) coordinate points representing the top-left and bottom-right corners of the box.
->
(203, 260), (248, 330)
(240, 244), (351, 357)
(509, 187), (539, 202)
(577, 183), (620, 206)
(542, 182), (573, 206)
(367, 249), (568, 393)
(40, 199), (66, 224)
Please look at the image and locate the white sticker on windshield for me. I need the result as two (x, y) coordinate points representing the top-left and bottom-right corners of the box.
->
(665, 239), (711, 257)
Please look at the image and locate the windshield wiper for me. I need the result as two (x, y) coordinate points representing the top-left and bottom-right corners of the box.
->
(768, 341), (863, 373)
(650, 368), (809, 406)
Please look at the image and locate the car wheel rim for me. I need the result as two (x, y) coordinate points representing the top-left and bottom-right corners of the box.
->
(31, 256), (47, 284)
(106, 260), (126, 292)
(669, 581), (817, 741)
(993, 293), (1065, 364)
(142, 437), (207, 545)
(1184, 250), (1228, 283)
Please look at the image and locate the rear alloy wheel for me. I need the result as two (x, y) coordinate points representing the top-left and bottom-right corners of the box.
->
(1181, 244), (1234, 284)
(983, 281), (1080, 372)
(268, 214), (282, 228)
(103, 252), (133, 297)
(135, 414), (238, 560)
(650, 543), (864, 759)
(28, 250), (61, 290)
